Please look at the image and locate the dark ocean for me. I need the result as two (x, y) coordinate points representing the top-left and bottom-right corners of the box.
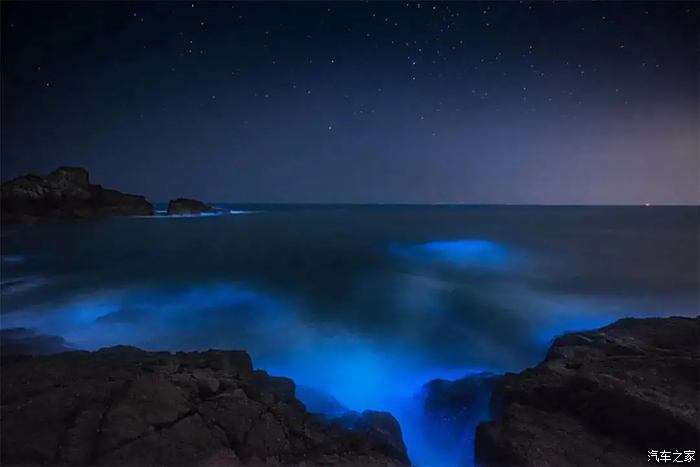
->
(1, 205), (698, 465)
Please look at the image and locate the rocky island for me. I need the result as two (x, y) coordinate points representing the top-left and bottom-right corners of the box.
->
(1, 346), (409, 466)
(0, 167), (154, 223)
(475, 316), (699, 466)
(167, 198), (215, 215)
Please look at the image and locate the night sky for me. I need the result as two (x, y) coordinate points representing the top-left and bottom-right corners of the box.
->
(2, 1), (698, 204)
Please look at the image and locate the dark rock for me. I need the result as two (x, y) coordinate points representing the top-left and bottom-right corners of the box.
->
(333, 410), (410, 465)
(475, 316), (700, 467)
(244, 370), (296, 404)
(1, 167), (154, 222)
(1, 346), (409, 466)
(166, 198), (214, 215)
(90, 187), (154, 217)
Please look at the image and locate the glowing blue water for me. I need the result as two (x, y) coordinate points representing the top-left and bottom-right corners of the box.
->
(1, 206), (697, 466)
(390, 239), (514, 271)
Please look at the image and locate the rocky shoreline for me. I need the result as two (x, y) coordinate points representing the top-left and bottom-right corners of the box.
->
(1, 317), (697, 465)
(474, 316), (699, 467)
(1, 346), (409, 466)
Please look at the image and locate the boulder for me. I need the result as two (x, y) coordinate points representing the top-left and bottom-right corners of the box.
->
(475, 316), (700, 466)
(166, 198), (214, 215)
(1, 346), (410, 466)
(0, 167), (154, 222)
(333, 410), (410, 466)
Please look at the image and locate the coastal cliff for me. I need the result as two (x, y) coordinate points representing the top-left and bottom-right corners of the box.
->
(0, 346), (409, 466)
(475, 316), (700, 466)
(0, 167), (154, 222)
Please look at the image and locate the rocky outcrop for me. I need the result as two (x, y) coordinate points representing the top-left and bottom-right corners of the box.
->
(1, 346), (409, 466)
(167, 198), (214, 215)
(0, 167), (154, 222)
(334, 410), (409, 465)
(475, 316), (700, 466)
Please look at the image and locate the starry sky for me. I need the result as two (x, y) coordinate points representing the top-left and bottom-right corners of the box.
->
(1, 1), (698, 204)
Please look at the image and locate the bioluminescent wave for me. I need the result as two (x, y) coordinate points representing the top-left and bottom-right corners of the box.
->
(1, 206), (696, 465)
(389, 239), (516, 271)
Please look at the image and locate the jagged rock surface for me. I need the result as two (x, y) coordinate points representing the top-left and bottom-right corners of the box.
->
(475, 316), (700, 467)
(166, 198), (214, 215)
(0, 167), (154, 222)
(1, 346), (409, 466)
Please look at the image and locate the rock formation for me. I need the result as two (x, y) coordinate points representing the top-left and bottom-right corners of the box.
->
(1, 346), (409, 466)
(167, 198), (214, 215)
(0, 167), (154, 222)
(475, 316), (700, 466)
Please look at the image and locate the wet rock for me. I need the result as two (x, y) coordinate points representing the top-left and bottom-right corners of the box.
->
(245, 370), (296, 404)
(475, 316), (700, 467)
(1, 346), (409, 466)
(1, 166), (154, 222)
(166, 198), (214, 215)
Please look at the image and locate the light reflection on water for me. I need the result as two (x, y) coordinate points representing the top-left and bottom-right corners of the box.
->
(1, 206), (697, 466)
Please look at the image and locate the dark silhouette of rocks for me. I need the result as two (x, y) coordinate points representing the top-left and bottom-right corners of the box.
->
(1, 167), (154, 222)
(1, 346), (409, 466)
(167, 198), (214, 215)
(475, 316), (700, 467)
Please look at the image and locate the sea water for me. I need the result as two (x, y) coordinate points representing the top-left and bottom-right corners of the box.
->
(1, 205), (697, 466)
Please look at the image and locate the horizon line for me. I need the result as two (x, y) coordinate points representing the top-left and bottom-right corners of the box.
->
(154, 201), (700, 208)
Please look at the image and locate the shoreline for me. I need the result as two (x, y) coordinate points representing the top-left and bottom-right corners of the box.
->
(2, 316), (698, 466)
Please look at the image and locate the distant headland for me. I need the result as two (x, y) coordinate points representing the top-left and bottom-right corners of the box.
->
(0, 167), (217, 223)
